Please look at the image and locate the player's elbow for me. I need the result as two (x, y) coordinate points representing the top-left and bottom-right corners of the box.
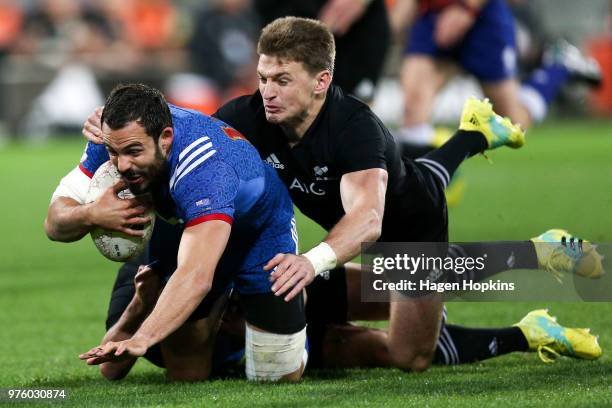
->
(389, 347), (434, 373)
(407, 353), (434, 373)
(43, 217), (62, 241)
(196, 282), (212, 299)
(43, 217), (75, 242)
(191, 275), (212, 299)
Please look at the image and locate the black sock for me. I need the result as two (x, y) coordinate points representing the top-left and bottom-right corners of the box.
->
(419, 130), (487, 179)
(400, 142), (435, 159)
(434, 324), (528, 365)
(446, 241), (540, 285)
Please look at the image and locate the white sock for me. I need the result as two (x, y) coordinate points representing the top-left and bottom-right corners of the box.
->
(519, 85), (548, 123)
(396, 123), (436, 145)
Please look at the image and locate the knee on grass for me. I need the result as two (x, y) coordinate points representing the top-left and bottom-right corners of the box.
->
(100, 364), (131, 381)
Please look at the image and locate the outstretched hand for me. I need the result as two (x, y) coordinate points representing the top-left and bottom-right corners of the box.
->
(79, 337), (148, 365)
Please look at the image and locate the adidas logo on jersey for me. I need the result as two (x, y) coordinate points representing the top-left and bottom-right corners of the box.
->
(265, 153), (285, 169)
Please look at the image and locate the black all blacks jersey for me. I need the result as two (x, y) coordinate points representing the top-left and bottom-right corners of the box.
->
(214, 85), (448, 242)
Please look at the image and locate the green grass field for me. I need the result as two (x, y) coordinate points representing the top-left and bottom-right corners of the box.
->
(0, 119), (611, 407)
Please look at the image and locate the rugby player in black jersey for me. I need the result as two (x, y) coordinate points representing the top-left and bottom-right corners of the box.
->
(81, 17), (602, 373)
(212, 16), (604, 370)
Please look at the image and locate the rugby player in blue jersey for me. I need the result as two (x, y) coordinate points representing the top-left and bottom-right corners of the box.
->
(393, 0), (602, 148)
(46, 83), (307, 382)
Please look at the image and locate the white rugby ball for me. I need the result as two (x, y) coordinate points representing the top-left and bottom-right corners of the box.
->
(85, 161), (155, 262)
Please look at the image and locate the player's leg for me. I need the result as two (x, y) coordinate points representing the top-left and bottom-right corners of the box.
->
(333, 264), (529, 367)
(316, 309), (525, 368)
(459, 0), (547, 127)
(100, 258), (164, 380)
(406, 11), (526, 178)
(381, 155), (528, 369)
(325, 241), (519, 369)
(398, 56), (452, 147)
(435, 307), (601, 364)
(333, 254), (528, 367)
(240, 292), (307, 382)
(486, 40), (603, 129)
(317, 222), (602, 368)
(345, 262), (388, 321)
(237, 211), (308, 382)
(102, 262), (244, 381)
(396, 11), (454, 148)
(482, 78), (533, 128)
(459, 0), (534, 129)
(330, 243), (599, 367)
(462, 0), (600, 130)
(388, 294), (444, 372)
(319, 323), (392, 368)
(494, 59), (599, 129)
(159, 292), (228, 382)
(412, 95), (524, 190)
(304, 263), (388, 368)
(310, 247), (598, 368)
(306, 263), (438, 370)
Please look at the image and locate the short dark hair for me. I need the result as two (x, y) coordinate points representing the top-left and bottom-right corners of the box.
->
(101, 83), (172, 141)
(257, 17), (335, 75)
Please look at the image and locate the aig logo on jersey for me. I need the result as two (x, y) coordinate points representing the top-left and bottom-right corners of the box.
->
(290, 178), (325, 195)
(264, 153), (284, 169)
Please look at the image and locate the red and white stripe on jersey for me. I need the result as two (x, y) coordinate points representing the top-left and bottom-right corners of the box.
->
(185, 213), (233, 227)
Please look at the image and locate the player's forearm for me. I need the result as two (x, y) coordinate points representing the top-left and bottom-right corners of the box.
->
(324, 206), (382, 265)
(131, 266), (211, 347)
(103, 296), (151, 344)
(44, 198), (95, 242)
(98, 296), (150, 381)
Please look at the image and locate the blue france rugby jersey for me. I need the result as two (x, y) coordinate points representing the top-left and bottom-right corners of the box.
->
(79, 105), (296, 293)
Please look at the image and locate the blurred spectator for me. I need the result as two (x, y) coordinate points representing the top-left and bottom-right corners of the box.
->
(11, 0), (113, 65)
(392, 0), (602, 153)
(166, 0), (259, 114)
(91, 0), (188, 73)
(6, 0), (111, 138)
(165, 73), (222, 115)
(189, 0), (260, 94)
(114, 0), (181, 50)
(8, 0), (189, 74)
(254, 0), (391, 102)
(0, 0), (23, 61)
(4, 0), (191, 138)
(0, 0), (23, 136)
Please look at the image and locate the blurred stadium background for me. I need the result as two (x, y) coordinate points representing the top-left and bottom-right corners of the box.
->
(0, 0), (611, 406)
(0, 0), (610, 140)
